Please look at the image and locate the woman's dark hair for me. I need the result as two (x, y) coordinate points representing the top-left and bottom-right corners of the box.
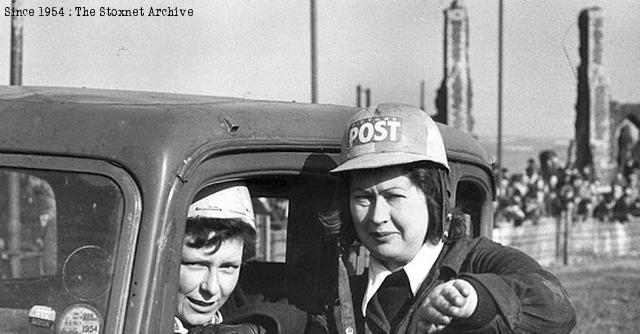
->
(184, 217), (256, 261)
(321, 161), (467, 251)
(403, 162), (447, 244)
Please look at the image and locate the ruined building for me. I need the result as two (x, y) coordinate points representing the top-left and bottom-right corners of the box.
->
(435, 0), (474, 135)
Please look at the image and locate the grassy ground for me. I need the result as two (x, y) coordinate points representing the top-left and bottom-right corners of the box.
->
(548, 256), (640, 333)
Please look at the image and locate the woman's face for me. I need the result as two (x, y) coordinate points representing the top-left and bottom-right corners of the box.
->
(349, 166), (430, 271)
(176, 236), (243, 327)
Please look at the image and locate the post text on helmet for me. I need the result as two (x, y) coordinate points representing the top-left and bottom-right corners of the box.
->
(347, 116), (402, 149)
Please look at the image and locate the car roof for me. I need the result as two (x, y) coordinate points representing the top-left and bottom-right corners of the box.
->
(0, 85), (493, 181)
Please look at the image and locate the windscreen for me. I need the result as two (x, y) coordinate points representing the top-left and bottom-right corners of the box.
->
(0, 168), (123, 333)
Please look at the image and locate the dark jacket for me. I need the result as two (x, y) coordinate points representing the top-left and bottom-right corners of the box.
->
(341, 236), (576, 334)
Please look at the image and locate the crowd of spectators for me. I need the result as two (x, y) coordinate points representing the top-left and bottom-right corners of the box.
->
(494, 150), (640, 227)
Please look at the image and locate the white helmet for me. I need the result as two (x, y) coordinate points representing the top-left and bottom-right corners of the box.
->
(188, 182), (256, 231)
(331, 103), (453, 242)
(331, 103), (449, 173)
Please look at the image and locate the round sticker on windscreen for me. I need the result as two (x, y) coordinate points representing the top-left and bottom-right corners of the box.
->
(56, 304), (103, 334)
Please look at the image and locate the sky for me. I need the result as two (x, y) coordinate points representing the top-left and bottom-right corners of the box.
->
(1, 0), (639, 139)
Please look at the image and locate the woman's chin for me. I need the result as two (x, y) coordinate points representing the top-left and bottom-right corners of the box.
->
(182, 311), (214, 327)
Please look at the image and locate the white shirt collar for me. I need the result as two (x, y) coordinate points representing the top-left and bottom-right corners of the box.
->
(362, 241), (443, 316)
(174, 311), (223, 333)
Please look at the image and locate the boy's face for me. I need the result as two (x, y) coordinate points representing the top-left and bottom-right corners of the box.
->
(176, 235), (243, 327)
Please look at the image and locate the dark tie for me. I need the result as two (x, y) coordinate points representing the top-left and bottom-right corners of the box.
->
(376, 269), (413, 326)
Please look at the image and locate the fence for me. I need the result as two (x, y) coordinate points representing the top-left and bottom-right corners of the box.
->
(493, 216), (640, 266)
(256, 208), (640, 266)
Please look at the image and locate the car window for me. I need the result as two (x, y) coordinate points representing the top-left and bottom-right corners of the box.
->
(0, 167), (123, 333)
(173, 151), (345, 316)
(450, 162), (495, 237)
(253, 197), (288, 262)
(456, 180), (486, 236)
(182, 173), (340, 309)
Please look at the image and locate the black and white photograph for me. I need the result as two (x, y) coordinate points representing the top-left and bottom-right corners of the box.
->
(0, 1), (639, 333)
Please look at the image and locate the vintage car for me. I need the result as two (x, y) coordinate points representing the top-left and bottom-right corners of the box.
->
(0, 86), (494, 333)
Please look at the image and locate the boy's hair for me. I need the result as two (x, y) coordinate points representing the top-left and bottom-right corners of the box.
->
(184, 217), (256, 261)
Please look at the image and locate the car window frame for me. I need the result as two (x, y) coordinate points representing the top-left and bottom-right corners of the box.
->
(0, 153), (142, 334)
(449, 160), (495, 237)
(167, 150), (341, 317)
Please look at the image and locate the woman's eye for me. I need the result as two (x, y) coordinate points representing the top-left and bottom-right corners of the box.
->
(182, 262), (206, 269)
(220, 264), (240, 274)
(352, 195), (371, 205)
(385, 193), (405, 201)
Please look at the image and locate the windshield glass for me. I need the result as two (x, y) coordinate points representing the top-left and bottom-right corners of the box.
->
(0, 168), (123, 333)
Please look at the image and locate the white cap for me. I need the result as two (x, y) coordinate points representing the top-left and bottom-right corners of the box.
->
(188, 182), (256, 231)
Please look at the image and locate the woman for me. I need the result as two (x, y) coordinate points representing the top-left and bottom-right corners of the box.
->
(174, 182), (259, 333)
(175, 183), (314, 334)
(328, 103), (576, 334)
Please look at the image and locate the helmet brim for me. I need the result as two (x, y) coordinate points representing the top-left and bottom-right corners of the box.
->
(330, 152), (449, 173)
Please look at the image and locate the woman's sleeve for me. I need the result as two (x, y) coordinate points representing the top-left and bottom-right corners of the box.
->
(456, 238), (576, 333)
